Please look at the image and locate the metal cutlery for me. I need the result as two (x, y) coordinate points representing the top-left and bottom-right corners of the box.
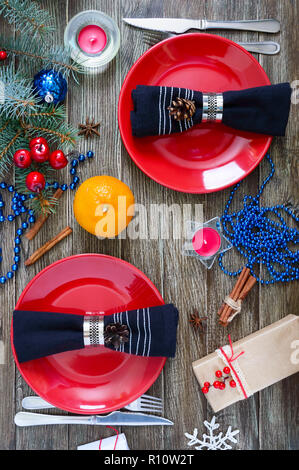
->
(22, 393), (163, 414)
(143, 31), (280, 55)
(15, 411), (173, 427)
(123, 17), (280, 34)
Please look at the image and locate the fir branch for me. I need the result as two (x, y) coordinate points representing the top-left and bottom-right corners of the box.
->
(0, 35), (85, 81)
(0, 65), (41, 119)
(25, 121), (78, 150)
(0, 0), (55, 39)
(0, 122), (27, 177)
(24, 104), (67, 126)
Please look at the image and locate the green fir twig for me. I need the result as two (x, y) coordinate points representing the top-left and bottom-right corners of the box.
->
(0, 35), (85, 81)
(0, 0), (55, 39)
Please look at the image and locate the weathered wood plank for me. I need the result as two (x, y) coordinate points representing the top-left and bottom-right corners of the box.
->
(257, 0), (299, 451)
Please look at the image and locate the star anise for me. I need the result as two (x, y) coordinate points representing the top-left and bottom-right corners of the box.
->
(78, 117), (100, 139)
(189, 312), (207, 332)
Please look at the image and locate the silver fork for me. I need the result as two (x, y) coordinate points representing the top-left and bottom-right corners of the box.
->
(22, 394), (163, 414)
(143, 31), (280, 55)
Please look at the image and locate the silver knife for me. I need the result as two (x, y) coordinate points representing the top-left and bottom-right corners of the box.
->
(14, 411), (173, 427)
(123, 18), (280, 34)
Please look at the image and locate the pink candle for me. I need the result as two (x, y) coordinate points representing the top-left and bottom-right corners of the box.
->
(77, 24), (107, 54)
(192, 227), (221, 257)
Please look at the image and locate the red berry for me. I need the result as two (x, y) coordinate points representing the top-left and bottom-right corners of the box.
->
(30, 141), (49, 163)
(230, 380), (236, 388)
(49, 150), (68, 170)
(29, 137), (48, 149)
(223, 367), (231, 375)
(26, 171), (45, 193)
(215, 370), (222, 378)
(13, 149), (32, 169)
(213, 381), (221, 389)
(204, 382), (210, 388)
(0, 50), (7, 60)
(202, 387), (209, 394)
(219, 382), (226, 390)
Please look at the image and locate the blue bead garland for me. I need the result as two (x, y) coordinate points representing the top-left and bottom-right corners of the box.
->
(219, 154), (299, 284)
(0, 150), (94, 286)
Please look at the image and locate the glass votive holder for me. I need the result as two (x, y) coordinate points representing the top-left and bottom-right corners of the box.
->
(64, 10), (120, 74)
(182, 217), (233, 269)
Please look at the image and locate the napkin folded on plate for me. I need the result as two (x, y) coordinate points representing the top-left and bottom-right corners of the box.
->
(131, 83), (291, 137)
(13, 304), (179, 363)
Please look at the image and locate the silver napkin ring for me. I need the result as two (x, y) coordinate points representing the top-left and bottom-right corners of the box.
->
(83, 316), (104, 346)
(202, 93), (223, 123)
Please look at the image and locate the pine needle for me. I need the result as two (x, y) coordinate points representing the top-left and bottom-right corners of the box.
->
(0, 0), (55, 39)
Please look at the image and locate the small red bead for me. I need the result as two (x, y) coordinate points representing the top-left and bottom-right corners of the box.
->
(204, 382), (210, 388)
(213, 381), (221, 389)
(215, 370), (222, 378)
(219, 382), (226, 390)
(230, 380), (236, 388)
(0, 50), (7, 60)
(223, 367), (230, 375)
(202, 387), (209, 394)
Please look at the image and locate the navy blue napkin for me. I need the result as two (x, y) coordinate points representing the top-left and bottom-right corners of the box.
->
(13, 304), (179, 363)
(131, 83), (291, 137)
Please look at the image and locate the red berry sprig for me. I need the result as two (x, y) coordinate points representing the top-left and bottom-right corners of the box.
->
(201, 367), (237, 394)
(13, 137), (69, 193)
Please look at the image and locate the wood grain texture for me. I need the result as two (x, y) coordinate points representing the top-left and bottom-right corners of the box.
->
(0, 0), (298, 450)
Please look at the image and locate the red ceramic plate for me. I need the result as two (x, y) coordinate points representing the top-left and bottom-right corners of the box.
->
(118, 33), (272, 193)
(11, 254), (166, 414)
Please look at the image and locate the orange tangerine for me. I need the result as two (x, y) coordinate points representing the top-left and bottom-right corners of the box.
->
(73, 175), (135, 238)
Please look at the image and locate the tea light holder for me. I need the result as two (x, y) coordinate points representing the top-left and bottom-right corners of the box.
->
(182, 217), (233, 269)
(64, 10), (120, 73)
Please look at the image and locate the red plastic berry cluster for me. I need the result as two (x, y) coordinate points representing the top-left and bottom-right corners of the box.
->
(13, 137), (68, 193)
(201, 367), (236, 394)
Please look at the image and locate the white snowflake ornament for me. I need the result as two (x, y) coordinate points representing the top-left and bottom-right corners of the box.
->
(185, 416), (239, 450)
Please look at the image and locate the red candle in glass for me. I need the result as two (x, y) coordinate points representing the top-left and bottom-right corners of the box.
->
(192, 227), (221, 257)
(77, 24), (107, 54)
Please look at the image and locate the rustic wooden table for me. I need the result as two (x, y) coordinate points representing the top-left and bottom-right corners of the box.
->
(0, 0), (298, 450)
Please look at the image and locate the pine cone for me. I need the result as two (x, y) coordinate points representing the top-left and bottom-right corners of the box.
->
(104, 322), (129, 349)
(168, 97), (196, 121)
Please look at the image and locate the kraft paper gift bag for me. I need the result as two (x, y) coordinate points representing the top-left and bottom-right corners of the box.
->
(192, 314), (299, 413)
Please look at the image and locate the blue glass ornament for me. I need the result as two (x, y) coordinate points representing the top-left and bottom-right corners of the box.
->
(33, 69), (67, 104)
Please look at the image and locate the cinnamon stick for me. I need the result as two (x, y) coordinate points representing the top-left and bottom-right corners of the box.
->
(25, 226), (72, 266)
(25, 189), (64, 241)
(217, 266), (248, 316)
(220, 275), (257, 326)
(218, 267), (250, 323)
(238, 276), (257, 301)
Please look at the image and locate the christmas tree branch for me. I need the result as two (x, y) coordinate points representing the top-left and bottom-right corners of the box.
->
(25, 125), (77, 146)
(0, 36), (85, 81)
(0, 128), (22, 161)
(0, 0), (55, 39)
(5, 46), (81, 75)
(0, 65), (41, 118)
